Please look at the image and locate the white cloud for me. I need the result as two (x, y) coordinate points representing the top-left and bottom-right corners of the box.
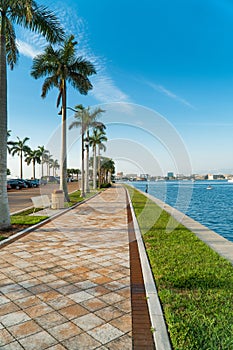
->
(16, 39), (42, 58)
(146, 81), (195, 109)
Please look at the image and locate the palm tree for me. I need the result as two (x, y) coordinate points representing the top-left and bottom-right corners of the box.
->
(47, 154), (54, 176)
(50, 159), (59, 176)
(25, 148), (41, 179)
(7, 130), (12, 154)
(10, 137), (30, 178)
(89, 128), (107, 189)
(69, 105), (105, 195)
(37, 145), (45, 177)
(97, 143), (107, 188)
(0, 1), (64, 228)
(31, 35), (96, 201)
(101, 158), (115, 184)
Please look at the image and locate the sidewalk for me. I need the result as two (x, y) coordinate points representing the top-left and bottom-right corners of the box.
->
(0, 185), (154, 349)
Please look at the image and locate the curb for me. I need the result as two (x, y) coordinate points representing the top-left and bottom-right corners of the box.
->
(126, 189), (172, 350)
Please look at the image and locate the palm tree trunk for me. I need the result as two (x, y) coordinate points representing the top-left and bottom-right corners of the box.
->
(20, 151), (23, 179)
(85, 130), (90, 193)
(98, 147), (101, 189)
(81, 122), (85, 197)
(60, 82), (69, 201)
(93, 145), (97, 189)
(33, 159), (36, 179)
(0, 17), (10, 228)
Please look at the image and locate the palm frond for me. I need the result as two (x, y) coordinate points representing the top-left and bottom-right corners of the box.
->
(11, 1), (65, 43)
(41, 76), (59, 98)
(5, 17), (19, 69)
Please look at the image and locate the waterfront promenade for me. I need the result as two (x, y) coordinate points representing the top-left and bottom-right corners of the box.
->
(0, 185), (155, 349)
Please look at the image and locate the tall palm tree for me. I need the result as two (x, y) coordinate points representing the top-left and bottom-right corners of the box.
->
(7, 130), (12, 154)
(47, 154), (54, 176)
(10, 136), (30, 179)
(25, 148), (41, 179)
(31, 35), (96, 201)
(69, 105), (105, 195)
(103, 158), (115, 183)
(37, 145), (45, 177)
(0, 1), (64, 228)
(50, 159), (59, 176)
(97, 143), (107, 188)
(89, 129), (107, 189)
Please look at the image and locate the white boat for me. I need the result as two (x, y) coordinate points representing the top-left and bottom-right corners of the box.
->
(228, 179), (233, 183)
(207, 185), (213, 190)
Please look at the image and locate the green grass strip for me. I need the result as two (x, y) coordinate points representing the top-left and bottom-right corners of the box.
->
(127, 185), (233, 350)
(11, 215), (48, 225)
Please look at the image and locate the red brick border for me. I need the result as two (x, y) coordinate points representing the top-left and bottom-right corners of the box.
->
(126, 191), (155, 349)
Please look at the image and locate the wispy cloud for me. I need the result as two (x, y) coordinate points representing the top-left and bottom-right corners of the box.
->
(17, 4), (129, 104)
(146, 81), (195, 109)
(16, 39), (42, 58)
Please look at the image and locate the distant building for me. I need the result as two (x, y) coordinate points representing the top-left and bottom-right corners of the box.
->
(139, 174), (149, 181)
(167, 172), (174, 178)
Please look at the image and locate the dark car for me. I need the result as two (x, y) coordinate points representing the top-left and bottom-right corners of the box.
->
(27, 179), (40, 187)
(17, 179), (31, 188)
(41, 176), (60, 184)
(7, 179), (26, 190)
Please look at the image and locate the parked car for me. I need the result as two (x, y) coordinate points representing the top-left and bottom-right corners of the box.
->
(41, 176), (60, 184)
(17, 179), (31, 188)
(7, 179), (26, 190)
(27, 179), (40, 187)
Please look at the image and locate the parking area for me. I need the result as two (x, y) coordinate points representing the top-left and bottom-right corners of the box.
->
(8, 182), (80, 214)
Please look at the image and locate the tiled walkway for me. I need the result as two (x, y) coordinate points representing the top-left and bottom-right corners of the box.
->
(0, 186), (133, 349)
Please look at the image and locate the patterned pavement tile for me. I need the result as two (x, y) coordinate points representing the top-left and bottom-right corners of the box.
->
(0, 328), (15, 346)
(46, 295), (75, 310)
(109, 314), (132, 333)
(0, 295), (10, 305)
(98, 292), (125, 305)
(73, 313), (104, 331)
(80, 297), (108, 312)
(0, 301), (20, 316)
(68, 291), (93, 303)
(8, 320), (42, 339)
(46, 344), (67, 350)
(19, 330), (57, 350)
(48, 321), (82, 341)
(88, 323), (124, 345)
(62, 333), (101, 350)
(1, 341), (24, 349)
(24, 302), (53, 318)
(35, 311), (67, 329)
(0, 310), (30, 327)
(105, 334), (132, 350)
(95, 306), (124, 322)
(59, 303), (89, 319)
(13, 295), (41, 309)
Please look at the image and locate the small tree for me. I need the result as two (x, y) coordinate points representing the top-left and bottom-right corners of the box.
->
(10, 137), (31, 178)
(25, 148), (41, 179)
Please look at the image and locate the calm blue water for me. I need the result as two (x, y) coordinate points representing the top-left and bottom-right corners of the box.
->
(131, 180), (233, 242)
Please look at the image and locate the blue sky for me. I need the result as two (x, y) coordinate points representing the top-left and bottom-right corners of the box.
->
(7, 0), (233, 178)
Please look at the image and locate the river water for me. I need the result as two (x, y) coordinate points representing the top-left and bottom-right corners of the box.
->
(130, 180), (233, 242)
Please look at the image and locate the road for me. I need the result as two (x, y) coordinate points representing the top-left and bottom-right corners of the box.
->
(8, 182), (80, 213)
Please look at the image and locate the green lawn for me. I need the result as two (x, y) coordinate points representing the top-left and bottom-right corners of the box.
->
(127, 185), (233, 350)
